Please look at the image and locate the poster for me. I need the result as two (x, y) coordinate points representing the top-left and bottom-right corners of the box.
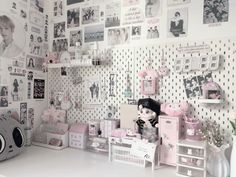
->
(168, 0), (191, 6)
(28, 108), (34, 129)
(131, 25), (141, 40)
(203, 0), (229, 24)
(67, 8), (80, 28)
(84, 77), (101, 104)
(108, 27), (130, 46)
(26, 55), (44, 71)
(167, 8), (188, 38)
(105, 2), (121, 28)
(27, 82), (32, 99)
(54, 22), (66, 38)
(84, 24), (104, 43)
(8, 58), (26, 77)
(145, 0), (161, 18)
(146, 19), (160, 39)
(20, 102), (27, 125)
(10, 76), (26, 102)
(53, 0), (64, 17)
(30, 0), (44, 13)
(52, 38), (68, 52)
(69, 30), (83, 49)
(29, 34), (43, 56)
(0, 86), (8, 107)
(0, 13), (26, 58)
(183, 73), (212, 99)
(82, 6), (100, 25)
(33, 79), (45, 99)
(109, 74), (116, 97)
(123, 7), (144, 25)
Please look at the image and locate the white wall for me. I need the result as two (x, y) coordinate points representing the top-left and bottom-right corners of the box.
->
(0, 0), (48, 131)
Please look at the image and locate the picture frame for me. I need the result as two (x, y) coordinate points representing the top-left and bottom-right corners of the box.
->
(207, 90), (221, 100)
(141, 79), (156, 95)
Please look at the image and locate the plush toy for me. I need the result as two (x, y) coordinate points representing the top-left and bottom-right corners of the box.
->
(161, 101), (189, 117)
(136, 98), (160, 135)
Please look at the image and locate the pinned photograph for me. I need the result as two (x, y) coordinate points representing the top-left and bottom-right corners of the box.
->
(29, 34), (43, 56)
(203, 0), (228, 24)
(167, 8), (188, 37)
(30, 0), (44, 13)
(20, 102), (27, 125)
(52, 38), (68, 52)
(69, 30), (82, 48)
(10, 76), (26, 102)
(0, 86), (8, 107)
(27, 71), (34, 81)
(67, 8), (80, 28)
(0, 14), (25, 58)
(132, 26), (141, 36)
(147, 25), (159, 39)
(145, 0), (161, 18)
(27, 82), (32, 99)
(84, 77), (101, 104)
(54, 22), (66, 38)
(26, 55), (44, 71)
(29, 11), (44, 27)
(61, 67), (67, 76)
(108, 27), (130, 46)
(105, 2), (121, 28)
(84, 24), (104, 43)
(33, 79), (45, 99)
(82, 6), (100, 25)
(54, 0), (64, 17)
(67, 0), (84, 5)
(28, 108), (35, 129)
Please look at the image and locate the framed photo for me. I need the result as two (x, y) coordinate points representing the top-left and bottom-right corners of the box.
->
(207, 90), (221, 99)
(141, 79), (156, 95)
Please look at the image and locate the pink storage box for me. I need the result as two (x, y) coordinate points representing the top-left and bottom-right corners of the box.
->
(69, 123), (88, 149)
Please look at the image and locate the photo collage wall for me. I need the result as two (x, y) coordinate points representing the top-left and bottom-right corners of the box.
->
(51, 0), (229, 56)
(0, 0), (47, 130)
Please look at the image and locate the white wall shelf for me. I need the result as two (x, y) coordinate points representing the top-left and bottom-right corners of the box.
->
(198, 99), (223, 104)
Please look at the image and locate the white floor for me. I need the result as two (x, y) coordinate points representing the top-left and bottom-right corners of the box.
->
(0, 146), (177, 177)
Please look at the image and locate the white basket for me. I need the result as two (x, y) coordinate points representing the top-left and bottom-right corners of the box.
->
(111, 145), (146, 167)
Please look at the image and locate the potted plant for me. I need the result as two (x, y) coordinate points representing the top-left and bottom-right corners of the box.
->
(230, 111), (236, 177)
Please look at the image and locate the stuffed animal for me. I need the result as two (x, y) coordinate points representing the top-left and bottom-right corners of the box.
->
(161, 101), (189, 117)
(136, 98), (160, 135)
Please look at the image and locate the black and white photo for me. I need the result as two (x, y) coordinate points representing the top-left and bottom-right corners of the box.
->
(183, 73), (212, 99)
(167, 8), (188, 37)
(69, 30), (82, 48)
(147, 25), (159, 39)
(67, 0), (84, 5)
(82, 6), (100, 25)
(54, 22), (66, 38)
(29, 34), (43, 56)
(20, 102), (27, 125)
(85, 77), (101, 104)
(27, 82), (32, 99)
(109, 74), (116, 97)
(27, 71), (34, 80)
(54, 0), (64, 17)
(67, 8), (80, 28)
(26, 55), (44, 71)
(52, 38), (68, 52)
(105, 2), (121, 28)
(132, 26), (141, 36)
(0, 86), (8, 107)
(33, 79), (45, 99)
(0, 14), (25, 58)
(10, 76), (26, 102)
(108, 27), (130, 46)
(61, 67), (67, 76)
(84, 24), (104, 43)
(145, 0), (161, 18)
(30, 0), (44, 13)
(203, 0), (228, 24)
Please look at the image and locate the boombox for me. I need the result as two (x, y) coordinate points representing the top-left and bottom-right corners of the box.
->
(0, 117), (25, 161)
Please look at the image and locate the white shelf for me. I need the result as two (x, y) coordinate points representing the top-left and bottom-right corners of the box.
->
(198, 99), (222, 104)
(177, 163), (205, 171)
(177, 153), (205, 160)
(47, 62), (93, 68)
(178, 139), (206, 149)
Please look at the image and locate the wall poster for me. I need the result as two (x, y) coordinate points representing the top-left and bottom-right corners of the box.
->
(33, 79), (45, 99)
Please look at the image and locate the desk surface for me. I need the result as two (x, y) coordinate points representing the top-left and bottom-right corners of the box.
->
(0, 146), (176, 177)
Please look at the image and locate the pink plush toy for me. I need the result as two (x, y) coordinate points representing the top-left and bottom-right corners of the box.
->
(161, 101), (189, 117)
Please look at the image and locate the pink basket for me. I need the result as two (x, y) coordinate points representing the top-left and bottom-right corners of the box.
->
(185, 119), (202, 141)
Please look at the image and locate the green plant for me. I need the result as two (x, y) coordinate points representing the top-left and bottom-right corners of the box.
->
(230, 120), (236, 136)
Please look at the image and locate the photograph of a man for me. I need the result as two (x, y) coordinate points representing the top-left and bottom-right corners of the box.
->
(0, 15), (22, 58)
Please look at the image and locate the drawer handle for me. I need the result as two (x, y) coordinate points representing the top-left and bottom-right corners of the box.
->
(166, 120), (171, 124)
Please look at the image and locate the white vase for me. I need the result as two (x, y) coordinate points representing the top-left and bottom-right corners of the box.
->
(231, 135), (236, 177)
(207, 144), (230, 177)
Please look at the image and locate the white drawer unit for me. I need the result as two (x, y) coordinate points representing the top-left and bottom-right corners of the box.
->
(176, 140), (207, 177)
